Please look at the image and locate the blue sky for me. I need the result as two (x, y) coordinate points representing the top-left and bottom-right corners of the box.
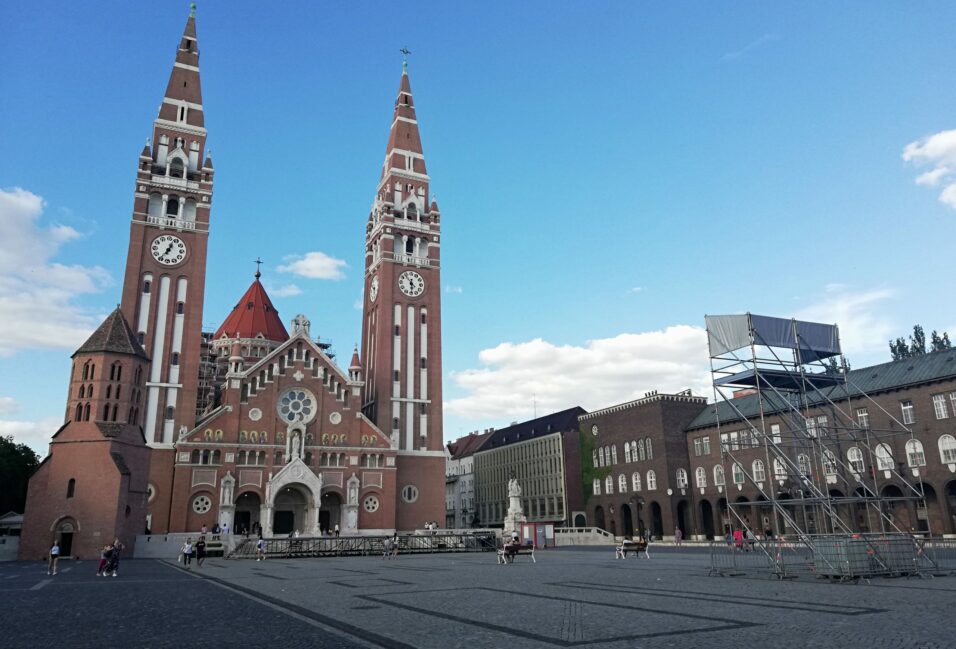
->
(2, 1), (956, 453)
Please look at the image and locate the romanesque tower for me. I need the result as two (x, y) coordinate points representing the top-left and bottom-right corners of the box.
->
(117, 7), (213, 531)
(360, 59), (445, 528)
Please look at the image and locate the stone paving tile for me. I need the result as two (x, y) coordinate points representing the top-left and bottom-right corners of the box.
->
(1, 546), (953, 648)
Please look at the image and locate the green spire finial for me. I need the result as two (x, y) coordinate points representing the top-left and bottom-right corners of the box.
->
(190, 2), (196, 17)
(400, 47), (411, 73)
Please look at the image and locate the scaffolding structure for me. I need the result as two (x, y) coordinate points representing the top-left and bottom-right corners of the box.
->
(705, 313), (937, 578)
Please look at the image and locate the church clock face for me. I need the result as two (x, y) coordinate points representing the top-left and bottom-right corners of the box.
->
(398, 270), (425, 297)
(369, 276), (379, 302)
(150, 235), (187, 266)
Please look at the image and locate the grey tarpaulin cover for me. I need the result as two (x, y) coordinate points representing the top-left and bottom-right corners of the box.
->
(705, 314), (841, 362)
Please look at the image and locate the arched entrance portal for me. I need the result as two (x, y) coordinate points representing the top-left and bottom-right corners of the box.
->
(273, 485), (309, 536)
(234, 491), (261, 535)
(320, 491), (342, 535)
(621, 504), (634, 538)
(54, 518), (77, 557)
(594, 506), (606, 531)
(650, 502), (664, 539)
(573, 513), (587, 527)
(700, 500), (715, 540)
(676, 500), (690, 538)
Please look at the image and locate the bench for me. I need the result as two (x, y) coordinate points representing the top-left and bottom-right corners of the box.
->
(497, 542), (535, 564)
(615, 539), (650, 559)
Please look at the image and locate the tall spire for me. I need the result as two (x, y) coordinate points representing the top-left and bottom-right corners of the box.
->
(156, 5), (205, 131)
(378, 56), (429, 191)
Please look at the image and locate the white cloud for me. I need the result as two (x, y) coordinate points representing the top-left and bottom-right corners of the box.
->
(277, 252), (347, 280)
(0, 187), (111, 356)
(445, 326), (711, 421)
(627, 287), (643, 294)
(0, 416), (61, 456)
(0, 397), (18, 415)
(722, 33), (778, 62)
(795, 284), (895, 357)
(268, 283), (302, 298)
(445, 285), (463, 294)
(903, 128), (956, 210)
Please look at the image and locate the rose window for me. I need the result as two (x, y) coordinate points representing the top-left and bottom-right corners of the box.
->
(192, 495), (212, 514)
(278, 389), (316, 424)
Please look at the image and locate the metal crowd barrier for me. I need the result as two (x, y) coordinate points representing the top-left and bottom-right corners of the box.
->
(229, 532), (498, 559)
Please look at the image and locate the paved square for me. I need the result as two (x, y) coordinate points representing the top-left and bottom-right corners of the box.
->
(1, 546), (953, 648)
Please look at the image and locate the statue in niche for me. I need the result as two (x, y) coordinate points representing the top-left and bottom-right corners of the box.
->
(215, 429), (223, 441)
(221, 474), (234, 506)
(250, 430), (258, 443)
(240, 430), (248, 442)
(348, 478), (358, 505)
(179, 425), (189, 439)
(203, 429), (211, 441)
(277, 431), (285, 444)
(291, 432), (301, 459)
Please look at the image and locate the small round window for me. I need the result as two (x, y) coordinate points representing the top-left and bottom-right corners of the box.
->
(364, 495), (380, 512)
(277, 388), (316, 424)
(401, 485), (419, 503)
(192, 495), (212, 514)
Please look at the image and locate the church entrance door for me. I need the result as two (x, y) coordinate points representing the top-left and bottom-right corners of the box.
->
(273, 485), (309, 536)
(320, 492), (342, 534)
(273, 511), (294, 535)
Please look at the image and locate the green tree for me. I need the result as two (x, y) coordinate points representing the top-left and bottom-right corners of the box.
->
(931, 330), (953, 352)
(910, 325), (927, 356)
(0, 436), (40, 514)
(889, 337), (910, 361)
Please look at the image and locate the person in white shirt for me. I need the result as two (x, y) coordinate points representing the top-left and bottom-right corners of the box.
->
(181, 538), (194, 569)
(48, 541), (60, 575)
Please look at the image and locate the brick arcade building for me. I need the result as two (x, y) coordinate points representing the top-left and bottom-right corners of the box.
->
(21, 8), (448, 557)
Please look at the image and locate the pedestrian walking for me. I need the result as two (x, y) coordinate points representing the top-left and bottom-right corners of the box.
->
(222, 522), (229, 536)
(334, 523), (339, 538)
(195, 536), (207, 567)
(181, 538), (194, 569)
(674, 527), (683, 547)
(256, 537), (265, 561)
(47, 541), (60, 575)
(106, 540), (123, 576)
(96, 544), (112, 576)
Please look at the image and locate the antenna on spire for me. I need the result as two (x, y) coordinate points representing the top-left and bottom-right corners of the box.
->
(400, 47), (411, 72)
(254, 257), (263, 279)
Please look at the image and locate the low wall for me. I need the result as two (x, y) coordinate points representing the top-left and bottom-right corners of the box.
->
(0, 537), (20, 562)
(554, 527), (615, 546)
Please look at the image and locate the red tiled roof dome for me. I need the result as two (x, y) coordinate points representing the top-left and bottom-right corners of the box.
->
(214, 275), (289, 343)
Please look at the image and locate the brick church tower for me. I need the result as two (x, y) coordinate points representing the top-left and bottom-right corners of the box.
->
(20, 310), (151, 560)
(360, 59), (445, 529)
(117, 8), (214, 531)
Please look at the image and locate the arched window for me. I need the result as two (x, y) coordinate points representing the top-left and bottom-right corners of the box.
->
(847, 447), (865, 474)
(82, 361), (91, 381)
(171, 353), (179, 365)
(752, 460), (766, 482)
(875, 444), (894, 470)
(823, 450), (838, 476)
(592, 450), (598, 467)
(66, 478), (76, 499)
(406, 203), (418, 220)
(111, 404), (118, 422)
(645, 438), (653, 460)
(166, 195), (180, 216)
(714, 465), (725, 486)
(593, 478), (601, 496)
(676, 468), (688, 489)
(695, 467), (707, 488)
(237, 450), (246, 465)
(598, 447), (605, 467)
(618, 474), (628, 493)
(605, 476), (614, 495)
(75, 403), (83, 421)
(632, 472), (642, 491)
(405, 236), (415, 254)
(732, 463), (745, 485)
(646, 470), (657, 490)
(304, 452), (313, 465)
(106, 385), (112, 399)
(629, 440), (637, 460)
(191, 449), (201, 464)
(78, 385), (85, 398)
(938, 435), (956, 464)
(610, 445), (618, 464)
(83, 403), (90, 421)
(797, 454), (811, 476)
(773, 458), (787, 480)
(906, 439), (926, 469)
(637, 439), (645, 461)
(201, 449), (211, 465)
(275, 451), (284, 464)
(212, 450), (221, 464)
(169, 158), (185, 179)
(624, 443), (632, 463)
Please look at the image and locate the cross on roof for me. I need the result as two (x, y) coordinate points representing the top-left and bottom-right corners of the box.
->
(254, 257), (263, 279)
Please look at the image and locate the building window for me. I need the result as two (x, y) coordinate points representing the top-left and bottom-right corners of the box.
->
(797, 454), (811, 476)
(605, 476), (614, 495)
(901, 400), (915, 425)
(598, 447), (605, 467)
(770, 424), (781, 444)
(610, 445), (618, 464)
(729, 431), (739, 450)
(856, 408), (869, 429)
(933, 394), (949, 420)
(177, 301), (185, 314)
(632, 472), (641, 491)
(719, 433), (729, 452)
(624, 444), (632, 463)
(593, 478), (601, 496)
(646, 470), (657, 490)
(752, 460), (766, 482)
(618, 474), (627, 493)
(143, 280), (151, 294)
(393, 370), (400, 381)
(364, 495), (380, 512)
(645, 438), (653, 460)
(816, 416), (828, 436)
(823, 450), (838, 476)
(701, 436), (711, 455)
(769, 458), (784, 481)
(875, 444), (894, 470)
(713, 465), (725, 486)
(732, 463), (745, 485)
(66, 478), (76, 499)
(937, 435), (956, 464)
(693, 437), (703, 457)
(695, 467), (707, 488)
(192, 495), (212, 514)
(171, 352), (179, 365)
(165, 406), (175, 420)
(676, 468), (688, 489)
(392, 417), (399, 430)
(906, 439), (926, 469)
(401, 485), (419, 503)
(637, 439), (646, 461)
(847, 447), (865, 474)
